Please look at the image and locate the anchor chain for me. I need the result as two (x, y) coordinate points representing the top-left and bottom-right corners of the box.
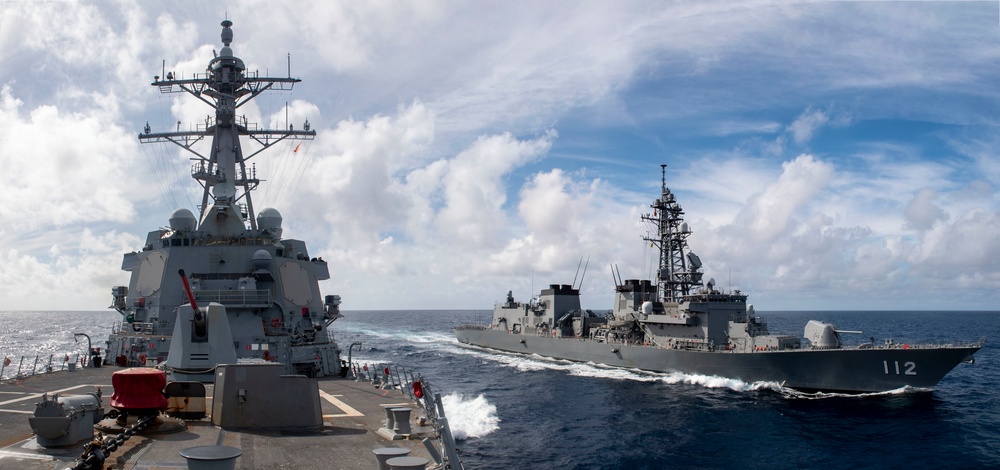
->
(67, 414), (156, 470)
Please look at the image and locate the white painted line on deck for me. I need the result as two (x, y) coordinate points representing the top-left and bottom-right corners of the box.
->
(0, 449), (56, 461)
(0, 384), (109, 406)
(0, 409), (32, 414)
(318, 390), (364, 418)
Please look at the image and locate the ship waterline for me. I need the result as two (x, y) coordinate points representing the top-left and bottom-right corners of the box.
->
(456, 326), (980, 393)
(455, 165), (982, 393)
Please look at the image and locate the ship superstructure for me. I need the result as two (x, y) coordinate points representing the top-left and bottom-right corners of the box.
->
(107, 20), (343, 378)
(457, 165), (983, 393)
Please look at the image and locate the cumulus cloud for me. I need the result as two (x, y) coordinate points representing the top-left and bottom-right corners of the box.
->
(289, 101), (436, 247)
(434, 131), (555, 247)
(904, 188), (948, 231)
(0, 84), (144, 234)
(2, 1), (1000, 312)
(732, 154), (834, 243)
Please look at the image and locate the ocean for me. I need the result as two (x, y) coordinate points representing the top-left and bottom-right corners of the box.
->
(2, 310), (998, 469)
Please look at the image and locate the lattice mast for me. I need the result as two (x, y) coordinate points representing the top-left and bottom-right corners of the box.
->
(139, 20), (315, 232)
(641, 165), (703, 303)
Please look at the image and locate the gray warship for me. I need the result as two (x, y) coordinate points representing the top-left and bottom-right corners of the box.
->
(0, 19), (465, 470)
(456, 165), (984, 393)
(105, 19), (342, 380)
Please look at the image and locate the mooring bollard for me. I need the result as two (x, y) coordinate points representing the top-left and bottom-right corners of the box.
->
(372, 447), (410, 470)
(380, 404), (398, 430)
(385, 455), (429, 470)
(391, 408), (412, 435)
(179, 445), (242, 470)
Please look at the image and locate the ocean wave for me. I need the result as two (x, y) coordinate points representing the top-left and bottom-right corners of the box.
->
(777, 385), (927, 400)
(441, 392), (500, 440)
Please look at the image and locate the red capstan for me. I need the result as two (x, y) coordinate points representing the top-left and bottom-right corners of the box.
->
(110, 368), (168, 412)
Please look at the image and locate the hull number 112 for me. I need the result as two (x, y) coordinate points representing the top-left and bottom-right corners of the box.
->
(883, 360), (916, 375)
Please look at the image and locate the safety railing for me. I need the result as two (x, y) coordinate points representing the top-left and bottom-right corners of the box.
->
(194, 289), (272, 307)
(352, 361), (465, 470)
(0, 353), (84, 382)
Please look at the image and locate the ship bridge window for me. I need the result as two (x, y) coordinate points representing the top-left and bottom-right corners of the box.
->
(183, 238), (190, 246)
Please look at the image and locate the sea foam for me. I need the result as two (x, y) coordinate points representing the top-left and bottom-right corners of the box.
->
(441, 392), (500, 440)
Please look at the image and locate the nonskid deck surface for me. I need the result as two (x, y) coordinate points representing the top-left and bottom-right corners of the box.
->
(0, 367), (432, 469)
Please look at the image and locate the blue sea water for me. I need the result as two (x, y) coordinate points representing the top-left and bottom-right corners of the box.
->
(2, 310), (998, 469)
(336, 310), (1000, 470)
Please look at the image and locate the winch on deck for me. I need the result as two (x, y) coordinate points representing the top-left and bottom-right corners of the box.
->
(29, 391), (104, 447)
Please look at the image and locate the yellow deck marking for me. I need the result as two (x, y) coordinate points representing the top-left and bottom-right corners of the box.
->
(319, 390), (363, 418)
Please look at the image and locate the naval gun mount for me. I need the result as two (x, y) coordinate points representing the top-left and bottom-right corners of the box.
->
(165, 269), (237, 382)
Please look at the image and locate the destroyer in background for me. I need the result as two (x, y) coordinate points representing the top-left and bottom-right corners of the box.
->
(457, 165), (983, 393)
(106, 19), (343, 379)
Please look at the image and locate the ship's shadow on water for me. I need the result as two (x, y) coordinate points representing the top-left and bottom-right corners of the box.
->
(335, 310), (998, 470)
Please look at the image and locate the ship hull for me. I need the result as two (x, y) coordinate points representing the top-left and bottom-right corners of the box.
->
(455, 329), (979, 393)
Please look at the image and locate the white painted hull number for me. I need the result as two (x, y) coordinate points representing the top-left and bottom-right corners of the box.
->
(883, 360), (916, 375)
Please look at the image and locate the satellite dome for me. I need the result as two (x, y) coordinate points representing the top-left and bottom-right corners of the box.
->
(258, 207), (283, 237)
(251, 249), (272, 270)
(168, 208), (197, 231)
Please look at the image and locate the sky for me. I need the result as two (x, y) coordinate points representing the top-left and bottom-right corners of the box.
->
(1, 0), (1000, 312)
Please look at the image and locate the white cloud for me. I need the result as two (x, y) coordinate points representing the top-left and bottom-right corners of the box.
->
(787, 108), (830, 144)
(0, 84), (143, 234)
(2, 1), (1000, 312)
(904, 188), (948, 231)
(434, 131), (555, 247)
(733, 154), (834, 243)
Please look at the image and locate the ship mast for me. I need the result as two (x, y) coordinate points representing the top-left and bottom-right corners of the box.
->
(642, 165), (703, 303)
(138, 20), (315, 235)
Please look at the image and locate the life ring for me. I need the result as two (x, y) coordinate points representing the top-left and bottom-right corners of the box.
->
(271, 318), (281, 328)
(138, 354), (147, 365)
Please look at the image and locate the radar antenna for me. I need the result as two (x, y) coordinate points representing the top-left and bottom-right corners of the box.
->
(642, 164), (703, 302)
(138, 20), (316, 233)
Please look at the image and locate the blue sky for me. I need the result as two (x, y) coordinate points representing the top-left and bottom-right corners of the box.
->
(1, 1), (999, 311)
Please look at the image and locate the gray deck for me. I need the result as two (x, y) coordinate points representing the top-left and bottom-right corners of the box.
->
(0, 366), (433, 469)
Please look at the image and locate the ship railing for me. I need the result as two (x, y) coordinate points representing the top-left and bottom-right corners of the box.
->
(112, 321), (157, 335)
(454, 325), (487, 331)
(352, 362), (466, 470)
(0, 353), (84, 383)
(193, 289), (272, 307)
(861, 338), (988, 350)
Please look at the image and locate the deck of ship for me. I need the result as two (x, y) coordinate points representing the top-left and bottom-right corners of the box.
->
(0, 366), (435, 469)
